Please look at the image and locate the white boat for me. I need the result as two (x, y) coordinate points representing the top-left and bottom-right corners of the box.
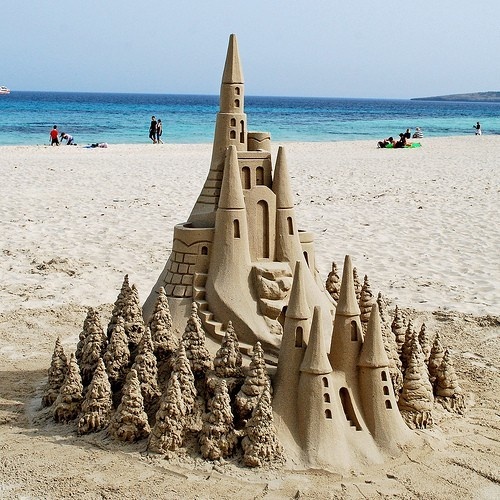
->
(0, 86), (11, 94)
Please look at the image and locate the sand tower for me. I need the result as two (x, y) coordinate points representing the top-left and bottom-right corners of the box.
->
(143, 34), (335, 357)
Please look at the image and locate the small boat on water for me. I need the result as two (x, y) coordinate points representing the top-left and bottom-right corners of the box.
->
(0, 86), (11, 94)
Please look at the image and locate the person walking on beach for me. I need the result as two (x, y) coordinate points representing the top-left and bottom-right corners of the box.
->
(156, 119), (163, 144)
(49, 125), (59, 146)
(474, 122), (481, 135)
(149, 116), (157, 143)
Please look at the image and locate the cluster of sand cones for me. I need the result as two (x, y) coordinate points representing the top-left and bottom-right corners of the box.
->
(42, 275), (283, 467)
(326, 262), (466, 428)
(41, 263), (465, 468)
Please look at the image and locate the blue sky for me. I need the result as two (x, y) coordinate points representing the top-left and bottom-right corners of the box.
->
(2, 0), (498, 98)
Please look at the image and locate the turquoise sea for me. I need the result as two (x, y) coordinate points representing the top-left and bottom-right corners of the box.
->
(0, 91), (498, 146)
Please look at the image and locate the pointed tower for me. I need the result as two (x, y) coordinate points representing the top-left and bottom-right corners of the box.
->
(273, 146), (335, 342)
(358, 304), (412, 453)
(297, 306), (352, 468)
(272, 261), (311, 452)
(329, 255), (364, 383)
(189, 34), (247, 226)
(205, 146), (277, 350)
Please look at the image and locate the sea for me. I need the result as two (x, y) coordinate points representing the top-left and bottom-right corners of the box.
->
(0, 91), (499, 146)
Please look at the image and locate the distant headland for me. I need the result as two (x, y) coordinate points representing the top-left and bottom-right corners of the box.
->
(412, 91), (500, 103)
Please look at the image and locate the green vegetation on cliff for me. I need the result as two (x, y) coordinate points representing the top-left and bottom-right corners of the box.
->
(412, 91), (500, 103)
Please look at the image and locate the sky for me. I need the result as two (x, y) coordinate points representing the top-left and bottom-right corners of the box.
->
(2, 1), (499, 99)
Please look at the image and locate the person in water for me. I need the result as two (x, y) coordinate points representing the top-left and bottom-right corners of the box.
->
(474, 122), (481, 135)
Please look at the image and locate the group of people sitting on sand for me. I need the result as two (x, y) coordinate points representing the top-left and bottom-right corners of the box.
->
(377, 127), (422, 149)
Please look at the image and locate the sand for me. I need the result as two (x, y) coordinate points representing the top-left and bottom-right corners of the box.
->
(0, 136), (499, 499)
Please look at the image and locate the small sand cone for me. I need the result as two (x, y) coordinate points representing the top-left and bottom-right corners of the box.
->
(109, 369), (150, 442)
(148, 372), (186, 454)
(418, 323), (432, 364)
(76, 308), (93, 368)
(401, 320), (416, 374)
(398, 339), (434, 429)
(391, 305), (406, 355)
(213, 321), (243, 379)
(242, 383), (284, 467)
(359, 275), (376, 331)
(77, 358), (112, 434)
(53, 353), (83, 423)
(42, 337), (68, 408)
(80, 308), (107, 387)
(235, 342), (271, 424)
(171, 344), (199, 431)
(103, 316), (130, 392)
(325, 261), (340, 304)
(435, 349), (466, 415)
(148, 287), (178, 386)
(124, 284), (146, 347)
(131, 328), (161, 417)
(428, 332), (445, 388)
(182, 302), (212, 378)
(376, 292), (391, 325)
(353, 267), (362, 302)
(107, 274), (132, 338)
(199, 379), (238, 460)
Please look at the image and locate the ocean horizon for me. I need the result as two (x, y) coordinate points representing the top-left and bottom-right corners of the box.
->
(0, 91), (498, 146)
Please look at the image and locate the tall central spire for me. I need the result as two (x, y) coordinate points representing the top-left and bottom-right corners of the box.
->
(188, 34), (247, 226)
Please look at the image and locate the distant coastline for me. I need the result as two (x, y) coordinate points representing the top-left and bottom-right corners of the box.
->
(412, 91), (500, 103)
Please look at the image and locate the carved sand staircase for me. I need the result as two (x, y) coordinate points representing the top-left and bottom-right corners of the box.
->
(193, 271), (278, 365)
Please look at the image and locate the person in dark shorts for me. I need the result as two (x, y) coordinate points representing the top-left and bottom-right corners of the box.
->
(50, 125), (59, 146)
(149, 116), (157, 143)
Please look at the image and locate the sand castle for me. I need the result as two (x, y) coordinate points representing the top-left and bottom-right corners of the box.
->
(41, 34), (467, 472)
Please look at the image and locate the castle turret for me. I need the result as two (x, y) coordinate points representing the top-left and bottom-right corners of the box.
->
(189, 34), (247, 226)
(273, 261), (310, 453)
(329, 255), (364, 383)
(358, 304), (412, 453)
(205, 146), (279, 351)
(297, 306), (353, 468)
(273, 146), (335, 343)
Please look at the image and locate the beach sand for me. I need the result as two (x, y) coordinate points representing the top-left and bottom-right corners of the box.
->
(1, 137), (499, 498)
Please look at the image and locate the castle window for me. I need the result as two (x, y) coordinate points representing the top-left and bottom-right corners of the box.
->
(256, 166), (264, 185)
(323, 393), (330, 403)
(240, 120), (245, 143)
(287, 217), (294, 235)
(325, 409), (332, 419)
(230, 118), (236, 127)
(257, 200), (270, 258)
(201, 246), (208, 255)
(383, 386), (390, 395)
(322, 377), (328, 388)
(385, 400), (392, 409)
(303, 251), (309, 267)
(230, 130), (236, 139)
(233, 219), (240, 238)
(381, 371), (388, 382)
(235, 87), (240, 95)
(242, 166), (251, 189)
(350, 321), (358, 341)
(235, 99), (240, 108)
(295, 326), (303, 348)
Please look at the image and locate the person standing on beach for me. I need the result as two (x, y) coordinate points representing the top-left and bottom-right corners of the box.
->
(474, 122), (481, 135)
(49, 125), (59, 146)
(149, 116), (157, 143)
(156, 119), (163, 144)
